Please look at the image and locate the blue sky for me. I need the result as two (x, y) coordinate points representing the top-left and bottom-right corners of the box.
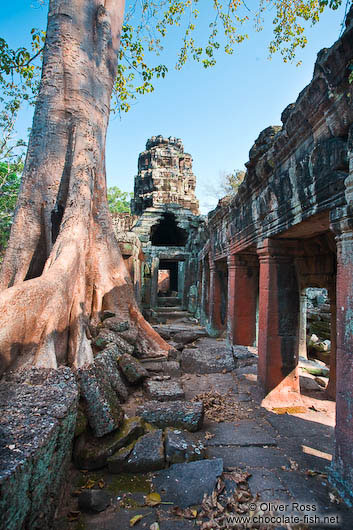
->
(1, 1), (348, 213)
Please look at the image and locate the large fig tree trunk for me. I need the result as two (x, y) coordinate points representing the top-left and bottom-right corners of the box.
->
(0, 0), (170, 375)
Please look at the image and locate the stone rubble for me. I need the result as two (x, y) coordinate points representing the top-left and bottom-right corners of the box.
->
(144, 379), (185, 401)
(73, 416), (145, 470)
(118, 353), (149, 383)
(136, 400), (204, 432)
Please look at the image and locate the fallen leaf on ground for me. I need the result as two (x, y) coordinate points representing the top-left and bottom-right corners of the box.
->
(145, 492), (161, 506)
(272, 406), (307, 414)
(183, 508), (198, 519)
(130, 514), (144, 526)
(205, 431), (215, 440)
(83, 479), (95, 489)
(192, 390), (241, 422)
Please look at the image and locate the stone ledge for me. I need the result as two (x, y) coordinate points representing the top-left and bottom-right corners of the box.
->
(0, 367), (78, 530)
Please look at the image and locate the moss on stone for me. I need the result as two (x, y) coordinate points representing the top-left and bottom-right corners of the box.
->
(143, 421), (156, 433)
(74, 408), (88, 438)
(106, 473), (151, 494)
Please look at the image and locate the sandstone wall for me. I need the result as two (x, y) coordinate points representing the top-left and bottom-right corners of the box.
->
(204, 15), (353, 258)
(0, 368), (78, 530)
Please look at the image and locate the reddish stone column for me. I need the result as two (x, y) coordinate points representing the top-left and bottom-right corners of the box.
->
(200, 257), (208, 325)
(227, 254), (236, 344)
(208, 255), (222, 334)
(257, 239), (300, 400)
(227, 253), (258, 346)
(329, 212), (353, 503)
(326, 281), (336, 400)
(298, 291), (308, 359)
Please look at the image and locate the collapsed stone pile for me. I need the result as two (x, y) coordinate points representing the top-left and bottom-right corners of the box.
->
(0, 314), (209, 529)
(73, 314), (208, 476)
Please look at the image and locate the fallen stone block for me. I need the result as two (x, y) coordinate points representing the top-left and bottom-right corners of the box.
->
(136, 401), (204, 432)
(165, 428), (207, 464)
(140, 360), (166, 372)
(107, 442), (136, 473)
(173, 330), (206, 345)
(76, 363), (124, 437)
(152, 459), (223, 508)
(78, 489), (111, 513)
(164, 361), (181, 376)
(118, 353), (149, 384)
(100, 343), (122, 361)
(93, 328), (134, 355)
(95, 349), (128, 403)
(140, 359), (180, 375)
(144, 379), (185, 401)
(181, 338), (235, 374)
(299, 357), (329, 377)
(119, 328), (140, 346)
(73, 416), (145, 470)
(124, 430), (165, 472)
(103, 318), (130, 333)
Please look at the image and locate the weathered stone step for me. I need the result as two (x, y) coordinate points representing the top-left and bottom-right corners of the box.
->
(154, 309), (193, 321)
(155, 306), (185, 313)
(157, 296), (180, 307)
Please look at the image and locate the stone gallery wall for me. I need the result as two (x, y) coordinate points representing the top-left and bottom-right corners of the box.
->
(193, 10), (353, 505)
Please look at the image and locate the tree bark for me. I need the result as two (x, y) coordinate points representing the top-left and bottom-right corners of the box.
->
(0, 0), (170, 375)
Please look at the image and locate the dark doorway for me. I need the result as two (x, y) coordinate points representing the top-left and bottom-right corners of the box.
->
(159, 260), (178, 294)
(151, 213), (187, 246)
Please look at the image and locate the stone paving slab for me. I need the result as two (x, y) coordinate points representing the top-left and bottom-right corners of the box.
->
(207, 446), (289, 470)
(157, 519), (197, 529)
(275, 437), (333, 473)
(265, 412), (334, 451)
(202, 421), (277, 447)
(182, 372), (238, 399)
(247, 468), (292, 502)
(83, 506), (156, 530)
(276, 470), (353, 530)
(152, 458), (223, 508)
(181, 338), (235, 374)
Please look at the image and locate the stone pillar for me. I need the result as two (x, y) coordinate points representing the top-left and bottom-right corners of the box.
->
(133, 256), (141, 306)
(227, 253), (258, 346)
(326, 281), (336, 400)
(257, 239), (300, 400)
(150, 256), (159, 308)
(329, 206), (353, 504)
(227, 254), (236, 345)
(200, 257), (207, 326)
(178, 261), (185, 305)
(298, 291), (308, 359)
(207, 255), (222, 335)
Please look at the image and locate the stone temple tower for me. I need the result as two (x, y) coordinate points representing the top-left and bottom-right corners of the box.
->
(131, 135), (199, 215)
